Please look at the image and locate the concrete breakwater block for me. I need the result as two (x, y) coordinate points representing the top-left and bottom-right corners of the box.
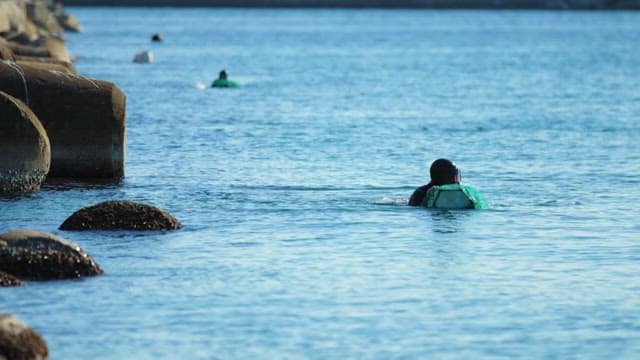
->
(0, 2), (30, 36)
(55, 13), (82, 33)
(0, 313), (48, 360)
(15, 57), (77, 75)
(0, 271), (23, 287)
(0, 46), (15, 61)
(0, 91), (51, 193)
(1, 44), (77, 74)
(2, 38), (72, 66)
(0, 61), (126, 179)
(0, 230), (103, 280)
(29, 37), (72, 64)
(3, 40), (51, 60)
(60, 200), (183, 231)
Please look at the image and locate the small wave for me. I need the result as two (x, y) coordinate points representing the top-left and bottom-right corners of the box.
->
(194, 82), (207, 90)
(537, 199), (559, 206)
(373, 196), (407, 206)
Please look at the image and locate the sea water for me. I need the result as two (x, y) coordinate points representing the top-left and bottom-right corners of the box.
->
(1, 8), (640, 359)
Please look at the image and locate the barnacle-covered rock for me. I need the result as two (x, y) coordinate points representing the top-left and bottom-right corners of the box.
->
(0, 271), (23, 287)
(60, 200), (182, 231)
(0, 313), (48, 360)
(0, 230), (103, 280)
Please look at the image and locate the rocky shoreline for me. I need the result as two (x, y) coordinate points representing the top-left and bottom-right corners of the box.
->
(60, 0), (640, 9)
(1, 0), (126, 195)
(0, 4), (166, 357)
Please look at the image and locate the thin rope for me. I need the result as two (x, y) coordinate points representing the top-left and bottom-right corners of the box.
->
(49, 70), (101, 89)
(2, 60), (29, 106)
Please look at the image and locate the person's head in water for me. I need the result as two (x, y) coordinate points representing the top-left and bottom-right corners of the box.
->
(429, 158), (460, 185)
(218, 70), (228, 80)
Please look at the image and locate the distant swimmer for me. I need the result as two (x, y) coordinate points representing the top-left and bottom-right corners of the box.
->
(211, 70), (238, 88)
(408, 158), (488, 209)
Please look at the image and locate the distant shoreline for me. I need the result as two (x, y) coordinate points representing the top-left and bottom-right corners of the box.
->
(61, 0), (640, 9)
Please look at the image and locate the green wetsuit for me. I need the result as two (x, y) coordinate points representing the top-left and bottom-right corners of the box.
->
(211, 78), (238, 88)
(421, 183), (488, 209)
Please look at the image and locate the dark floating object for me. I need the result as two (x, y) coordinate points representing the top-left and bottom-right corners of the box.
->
(0, 230), (103, 281)
(0, 313), (49, 360)
(151, 33), (164, 42)
(60, 200), (183, 231)
(0, 271), (23, 287)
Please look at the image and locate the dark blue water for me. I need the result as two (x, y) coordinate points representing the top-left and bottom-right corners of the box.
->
(2, 8), (640, 359)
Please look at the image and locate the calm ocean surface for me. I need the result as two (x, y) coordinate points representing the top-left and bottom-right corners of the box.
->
(2, 7), (640, 359)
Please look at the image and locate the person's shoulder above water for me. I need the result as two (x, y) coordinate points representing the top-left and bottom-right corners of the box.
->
(211, 69), (239, 88)
(408, 158), (488, 210)
(423, 183), (488, 210)
(408, 183), (433, 206)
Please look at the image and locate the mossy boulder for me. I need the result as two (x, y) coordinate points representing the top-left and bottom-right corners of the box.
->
(60, 200), (182, 231)
(0, 313), (48, 360)
(0, 230), (103, 281)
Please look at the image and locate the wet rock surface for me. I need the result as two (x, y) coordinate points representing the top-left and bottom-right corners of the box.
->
(60, 200), (183, 231)
(0, 271), (23, 287)
(0, 313), (48, 360)
(0, 91), (51, 194)
(0, 61), (127, 179)
(1, 1), (126, 181)
(0, 230), (103, 280)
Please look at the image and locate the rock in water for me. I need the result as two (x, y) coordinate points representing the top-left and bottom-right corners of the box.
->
(60, 200), (182, 231)
(151, 33), (164, 42)
(0, 90), (51, 194)
(0, 271), (23, 287)
(0, 230), (103, 280)
(0, 313), (48, 360)
(133, 50), (154, 63)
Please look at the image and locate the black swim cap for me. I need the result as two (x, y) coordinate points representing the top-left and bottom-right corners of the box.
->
(430, 158), (459, 185)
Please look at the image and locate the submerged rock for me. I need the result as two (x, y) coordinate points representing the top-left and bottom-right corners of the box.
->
(60, 200), (182, 231)
(133, 50), (154, 63)
(0, 230), (103, 280)
(0, 271), (23, 287)
(0, 90), (51, 194)
(0, 313), (48, 360)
